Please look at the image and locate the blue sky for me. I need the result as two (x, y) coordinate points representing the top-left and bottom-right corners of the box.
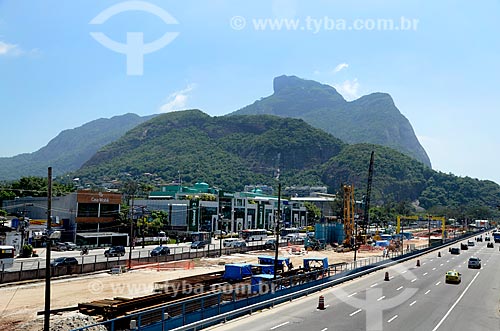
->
(1, 0), (500, 185)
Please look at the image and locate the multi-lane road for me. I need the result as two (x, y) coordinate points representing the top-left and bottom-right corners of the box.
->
(209, 233), (500, 331)
(5, 238), (272, 272)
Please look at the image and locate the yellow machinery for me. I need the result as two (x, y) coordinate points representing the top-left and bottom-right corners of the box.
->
(396, 215), (447, 238)
(343, 184), (355, 247)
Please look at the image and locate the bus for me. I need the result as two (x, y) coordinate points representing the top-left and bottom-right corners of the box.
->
(0, 245), (15, 269)
(241, 229), (268, 242)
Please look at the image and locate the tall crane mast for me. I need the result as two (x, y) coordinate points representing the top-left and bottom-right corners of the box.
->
(363, 151), (375, 242)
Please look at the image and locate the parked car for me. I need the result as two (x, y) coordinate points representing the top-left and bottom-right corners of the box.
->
(51, 257), (78, 267)
(223, 238), (239, 248)
(191, 241), (206, 249)
(104, 246), (126, 257)
(231, 241), (247, 248)
(63, 242), (77, 251)
(468, 257), (481, 269)
(445, 270), (461, 284)
(264, 239), (276, 249)
(52, 242), (68, 251)
(150, 246), (170, 256)
(450, 247), (460, 255)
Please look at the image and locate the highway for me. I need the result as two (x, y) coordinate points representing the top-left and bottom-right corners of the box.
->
(208, 233), (500, 331)
(4, 238), (273, 272)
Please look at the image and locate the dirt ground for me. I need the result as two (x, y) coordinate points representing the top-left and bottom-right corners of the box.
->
(0, 239), (426, 331)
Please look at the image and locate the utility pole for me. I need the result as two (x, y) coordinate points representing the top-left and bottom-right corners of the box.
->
(128, 192), (135, 269)
(44, 167), (52, 331)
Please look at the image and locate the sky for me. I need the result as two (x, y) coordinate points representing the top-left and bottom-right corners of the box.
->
(1, 0), (500, 185)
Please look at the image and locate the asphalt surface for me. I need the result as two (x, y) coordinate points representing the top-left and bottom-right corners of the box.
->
(5, 238), (272, 272)
(208, 233), (500, 331)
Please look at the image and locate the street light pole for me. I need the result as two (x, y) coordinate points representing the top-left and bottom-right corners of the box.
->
(273, 181), (281, 280)
(219, 214), (223, 257)
(428, 215), (431, 247)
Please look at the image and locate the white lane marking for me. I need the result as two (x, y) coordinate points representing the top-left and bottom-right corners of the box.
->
(347, 292), (357, 297)
(320, 328), (328, 331)
(324, 305), (330, 308)
(350, 309), (362, 316)
(409, 300), (417, 306)
(370, 283), (378, 288)
(411, 278), (417, 282)
(430, 259), (433, 262)
(387, 315), (398, 323)
(377, 296), (385, 301)
(396, 286), (403, 291)
(402, 270), (407, 274)
(432, 267), (436, 270)
(446, 260), (450, 262)
(440, 263), (444, 266)
(425, 290), (431, 294)
(423, 272), (428, 276)
(389, 276), (395, 279)
(423, 262), (426, 265)
(435, 281), (441, 286)
(462, 261), (466, 264)
(431, 271), (481, 331)
(270, 321), (290, 330)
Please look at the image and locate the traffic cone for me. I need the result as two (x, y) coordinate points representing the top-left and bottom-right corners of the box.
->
(317, 295), (325, 310)
(416, 259), (420, 267)
(384, 271), (390, 281)
(438, 252), (441, 257)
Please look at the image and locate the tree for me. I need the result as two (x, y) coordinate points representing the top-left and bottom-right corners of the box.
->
(304, 202), (321, 224)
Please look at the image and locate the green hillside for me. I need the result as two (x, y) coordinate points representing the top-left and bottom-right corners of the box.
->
(0, 113), (155, 180)
(73, 110), (500, 219)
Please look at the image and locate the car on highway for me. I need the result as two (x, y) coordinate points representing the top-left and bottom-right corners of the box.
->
(468, 257), (481, 269)
(104, 246), (126, 257)
(150, 246), (170, 256)
(450, 247), (460, 255)
(477, 236), (483, 242)
(485, 236), (490, 241)
(191, 241), (206, 249)
(467, 240), (475, 247)
(460, 243), (468, 250)
(51, 257), (78, 267)
(487, 242), (494, 248)
(445, 270), (461, 284)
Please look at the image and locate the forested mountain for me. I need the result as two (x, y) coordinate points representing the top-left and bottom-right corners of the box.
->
(73, 110), (500, 219)
(76, 110), (346, 190)
(0, 113), (155, 180)
(232, 75), (431, 167)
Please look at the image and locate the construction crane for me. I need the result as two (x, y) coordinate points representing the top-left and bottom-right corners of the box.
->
(362, 151), (375, 244)
(343, 184), (355, 248)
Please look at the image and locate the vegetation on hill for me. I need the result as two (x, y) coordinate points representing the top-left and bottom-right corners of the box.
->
(0, 113), (155, 180)
(71, 110), (500, 220)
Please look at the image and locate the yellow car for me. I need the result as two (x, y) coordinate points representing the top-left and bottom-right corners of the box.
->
(445, 270), (461, 284)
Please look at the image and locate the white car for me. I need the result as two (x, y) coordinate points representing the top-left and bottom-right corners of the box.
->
(223, 238), (239, 247)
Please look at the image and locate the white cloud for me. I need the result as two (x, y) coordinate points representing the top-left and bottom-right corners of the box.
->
(0, 41), (19, 55)
(334, 79), (360, 100)
(159, 84), (196, 113)
(333, 63), (349, 73)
